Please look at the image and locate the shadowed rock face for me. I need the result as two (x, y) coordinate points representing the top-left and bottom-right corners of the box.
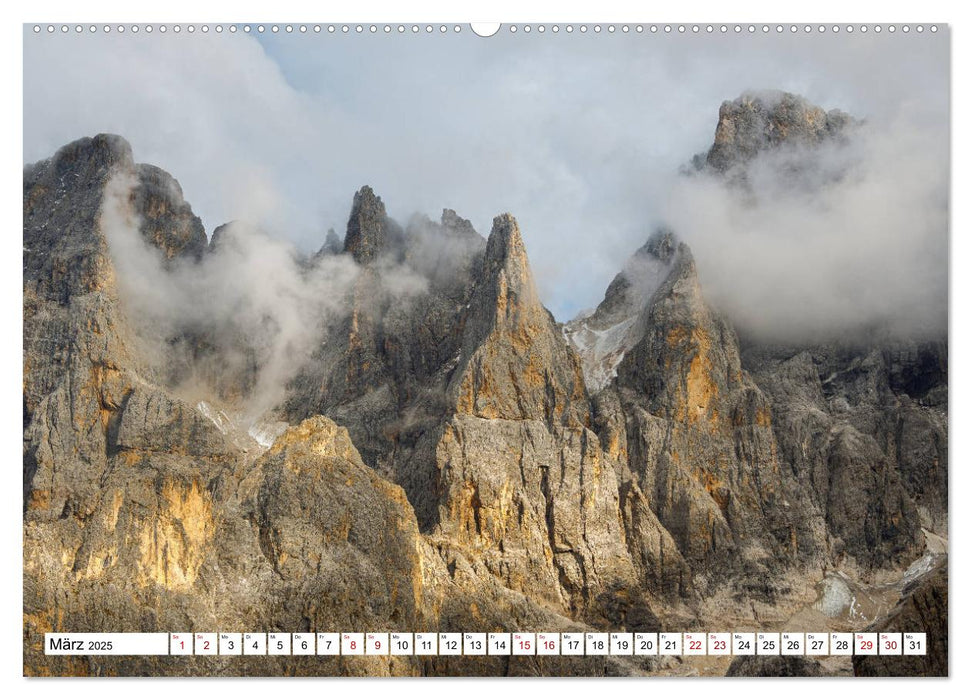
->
(746, 340), (947, 539)
(283, 198), (486, 483)
(853, 563), (948, 677)
(592, 240), (838, 592)
(131, 164), (208, 263)
(343, 185), (405, 264)
(23, 89), (947, 678)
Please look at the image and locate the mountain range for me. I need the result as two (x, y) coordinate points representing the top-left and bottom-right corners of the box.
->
(23, 91), (947, 677)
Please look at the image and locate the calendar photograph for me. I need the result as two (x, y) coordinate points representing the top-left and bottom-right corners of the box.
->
(22, 21), (948, 677)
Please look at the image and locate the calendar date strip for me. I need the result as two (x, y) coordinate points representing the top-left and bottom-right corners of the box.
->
(45, 631), (926, 657)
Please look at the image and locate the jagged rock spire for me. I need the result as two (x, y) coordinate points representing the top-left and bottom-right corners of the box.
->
(450, 213), (588, 425)
(323, 227), (342, 254)
(478, 213), (541, 321)
(343, 185), (388, 264)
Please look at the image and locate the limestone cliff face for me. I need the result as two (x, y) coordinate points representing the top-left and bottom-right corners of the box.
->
(590, 240), (831, 596)
(25, 411), (435, 677)
(23, 135), (239, 674)
(23, 134), (210, 522)
(748, 347), (928, 570)
(239, 417), (428, 642)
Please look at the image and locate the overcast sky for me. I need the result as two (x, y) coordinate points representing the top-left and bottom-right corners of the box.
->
(23, 25), (949, 323)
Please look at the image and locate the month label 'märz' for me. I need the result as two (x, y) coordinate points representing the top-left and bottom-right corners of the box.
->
(44, 633), (169, 656)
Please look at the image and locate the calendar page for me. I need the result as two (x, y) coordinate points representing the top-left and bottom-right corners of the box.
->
(22, 13), (949, 680)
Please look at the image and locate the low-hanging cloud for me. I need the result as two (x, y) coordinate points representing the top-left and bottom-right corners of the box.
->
(100, 172), (364, 421)
(99, 171), (463, 425)
(662, 104), (948, 342)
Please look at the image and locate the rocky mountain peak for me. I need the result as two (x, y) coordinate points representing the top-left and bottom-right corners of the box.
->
(209, 221), (237, 251)
(480, 213), (538, 312)
(706, 91), (853, 172)
(642, 227), (677, 263)
(440, 208), (478, 238)
(308, 227), (343, 265)
(485, 213), (525, 255)
(596, 228), (679, 320)
(208, 220), (268, 253)
(450, 213), (588, 425)
(343, 185), (395, 264)
(563, 228), (682, 392)
(40, 133), (134, 179)
(25, 136), (130, 304)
